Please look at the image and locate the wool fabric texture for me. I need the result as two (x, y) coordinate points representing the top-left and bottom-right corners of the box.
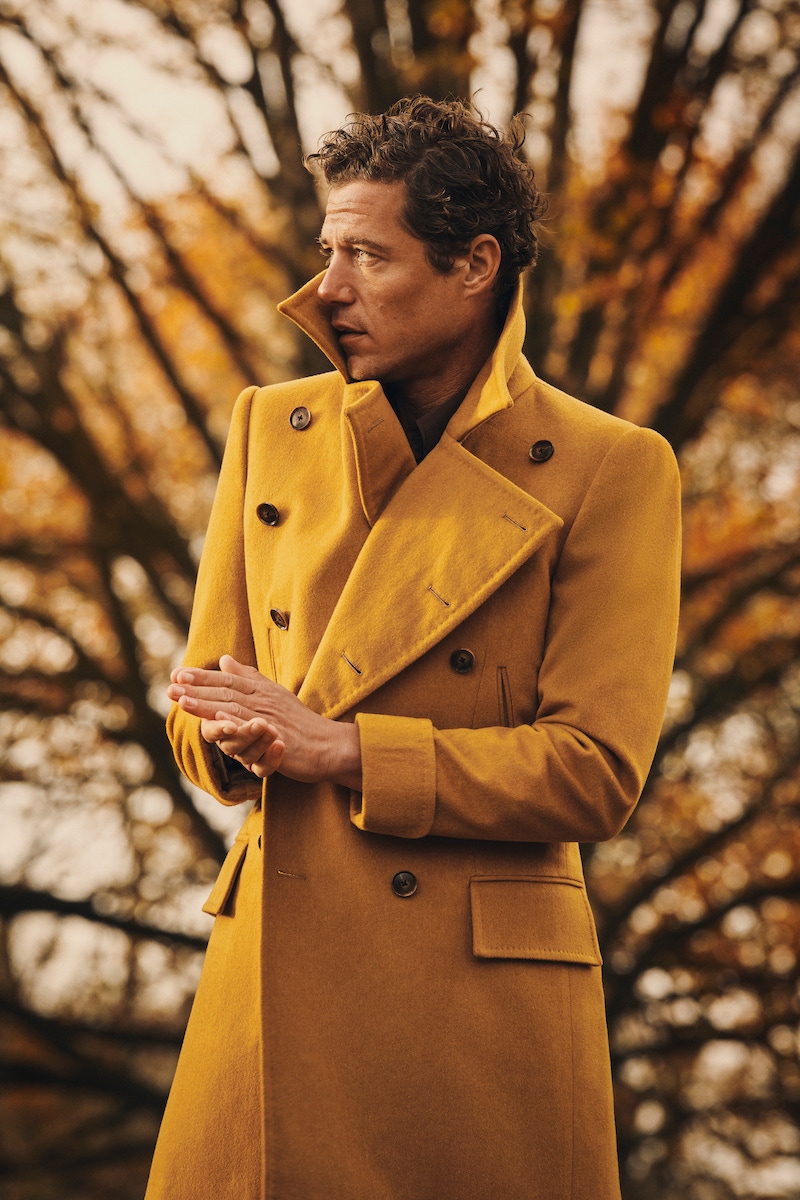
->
(145, 276), (682, 1200)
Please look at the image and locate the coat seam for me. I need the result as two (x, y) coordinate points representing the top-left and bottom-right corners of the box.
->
(568, 966), (575, 1200)
(547, 423), (641, 583)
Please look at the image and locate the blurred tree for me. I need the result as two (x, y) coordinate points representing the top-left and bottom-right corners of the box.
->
(0, 0), (799, 1197)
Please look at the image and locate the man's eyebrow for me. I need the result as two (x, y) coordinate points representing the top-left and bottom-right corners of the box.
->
(316, 233), (389, 253)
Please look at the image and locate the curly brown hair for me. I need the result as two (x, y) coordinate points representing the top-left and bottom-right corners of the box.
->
(305, 96), (546, 302)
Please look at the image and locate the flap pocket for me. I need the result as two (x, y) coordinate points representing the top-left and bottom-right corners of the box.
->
(470, 876), (602, 965)
(202, 837), (249, 917)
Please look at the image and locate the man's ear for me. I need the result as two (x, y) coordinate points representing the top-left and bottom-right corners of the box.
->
(456, 234), (501, 296)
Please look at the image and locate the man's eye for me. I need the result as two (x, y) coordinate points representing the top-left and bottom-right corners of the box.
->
(354, 248), (376, 264)
(319, 246), (333, 264)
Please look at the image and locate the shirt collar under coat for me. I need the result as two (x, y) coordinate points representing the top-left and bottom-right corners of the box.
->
(276, 271), (535, 445)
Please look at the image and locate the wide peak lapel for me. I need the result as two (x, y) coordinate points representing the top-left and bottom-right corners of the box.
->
(298, 433), (563, 720)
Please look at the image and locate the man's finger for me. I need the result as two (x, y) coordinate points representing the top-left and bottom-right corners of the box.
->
(176, 693), (256, 722)
(170, 667), (258, 695)
(216, 713), (270, 738)
(168, 678), (255, 707)
(219, 654), (261, 679)
(250, 737), (285, 779)
(201, 718), (239, 744)
(215, 711), (243, 734)
(218, 724), (281, 763)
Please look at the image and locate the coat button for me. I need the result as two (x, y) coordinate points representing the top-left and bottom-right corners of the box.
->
(289, 406), (312, 430)
(391, 871), (417, 898)
(529, 439), (554, 463)
(270, 608), (289, 630)
(256, 502), (279, 526)
(450, 648), (475, 674)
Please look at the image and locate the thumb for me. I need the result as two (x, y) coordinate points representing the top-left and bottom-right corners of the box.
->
(219, 654), (259, 678)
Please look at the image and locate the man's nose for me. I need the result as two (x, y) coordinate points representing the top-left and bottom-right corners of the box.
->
(317, 257), (354, 306)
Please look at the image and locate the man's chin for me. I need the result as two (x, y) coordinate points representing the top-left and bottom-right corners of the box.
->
(344, 355), (382, 384)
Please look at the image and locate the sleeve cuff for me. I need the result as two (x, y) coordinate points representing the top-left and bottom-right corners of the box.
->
(167, 704), (260, 806)
(350, 713), (436, 839)
(211, 744), (257, 793)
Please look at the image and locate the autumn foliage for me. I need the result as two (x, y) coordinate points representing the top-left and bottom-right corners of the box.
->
(1, 1), (799, 1197)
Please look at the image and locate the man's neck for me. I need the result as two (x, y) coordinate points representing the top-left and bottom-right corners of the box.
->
(383, 317), (502, 421)
(383, 378), (471, 422)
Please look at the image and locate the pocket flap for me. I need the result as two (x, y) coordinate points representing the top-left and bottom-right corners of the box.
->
(470, 876), (602, 964)
(202, 836), (249, 917)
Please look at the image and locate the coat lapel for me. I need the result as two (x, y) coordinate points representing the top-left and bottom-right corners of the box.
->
(298, 434), (562, 720)
(281, 274), (561, 720)
(277, 272), (350, 378)
(341, 381), (417, 527)
(280, 274), (419, 525)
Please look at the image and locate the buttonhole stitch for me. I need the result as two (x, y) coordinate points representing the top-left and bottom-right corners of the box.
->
(341, 651), (362, 675)
(276, 870), (306, 880)
(367, 417), (384, 432)
(502, 513), (528, 532)
(427, 585), (451, 607)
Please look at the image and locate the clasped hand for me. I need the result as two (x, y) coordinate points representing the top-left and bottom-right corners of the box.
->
(166, 655), (361, 788)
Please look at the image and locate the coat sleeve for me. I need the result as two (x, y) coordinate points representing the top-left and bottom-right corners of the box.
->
(350, 425), (682, 843)
(166, 386), (263, 807)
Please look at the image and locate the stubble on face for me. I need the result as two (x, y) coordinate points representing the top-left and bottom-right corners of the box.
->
(316, 181), (478, 411)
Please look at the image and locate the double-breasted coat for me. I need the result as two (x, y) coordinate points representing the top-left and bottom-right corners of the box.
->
(145, 276), (681, 1200)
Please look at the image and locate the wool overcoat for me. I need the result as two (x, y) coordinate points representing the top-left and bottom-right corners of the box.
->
(145, 277), (681, 1200)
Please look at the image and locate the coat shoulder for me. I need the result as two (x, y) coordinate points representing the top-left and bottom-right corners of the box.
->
(247, 370), (343, 406)
(232, 371), (343, 430)
(471, 366), (676, 475)
(464, 365), (678, 524)
(522, 373), (675, 463)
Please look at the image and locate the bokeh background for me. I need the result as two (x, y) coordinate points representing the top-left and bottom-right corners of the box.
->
(1, 0), (799, 1197)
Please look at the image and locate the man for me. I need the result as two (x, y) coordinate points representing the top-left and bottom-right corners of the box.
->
(145, 97), (681, 1200)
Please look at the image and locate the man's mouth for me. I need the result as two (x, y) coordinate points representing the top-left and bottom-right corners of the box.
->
(336, 329), (367, 350)
(333, 320), (366, 342)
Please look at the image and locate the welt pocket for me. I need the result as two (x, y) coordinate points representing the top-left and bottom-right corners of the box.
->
(497, 666), (515, 728)
(266, 627), (279, 681)
(470, 876), (602, 965)
(202, 835), (249, 917)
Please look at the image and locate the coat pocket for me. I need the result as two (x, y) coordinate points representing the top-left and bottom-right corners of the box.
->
(497, 665), (515, 727)
(470, 876), (602, 965)
(202, 836), (249, 917)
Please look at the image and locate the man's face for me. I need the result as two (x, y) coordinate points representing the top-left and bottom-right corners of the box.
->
(316, 180), (471, 397)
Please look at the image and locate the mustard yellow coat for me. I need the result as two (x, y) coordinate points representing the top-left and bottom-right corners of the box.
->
(145, 278), (681, 1200)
